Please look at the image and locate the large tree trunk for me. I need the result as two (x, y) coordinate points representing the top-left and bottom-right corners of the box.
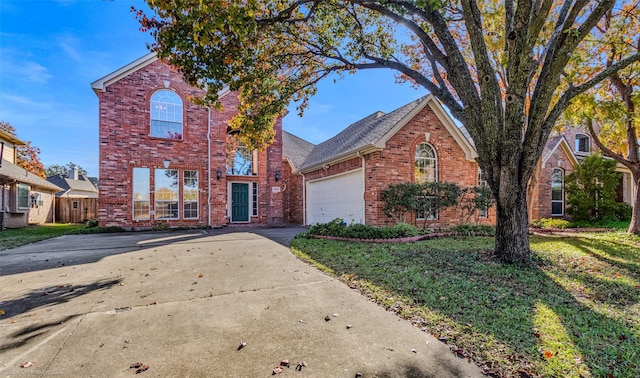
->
(629, 172), (640, 234)
(495, 171), (531, 263)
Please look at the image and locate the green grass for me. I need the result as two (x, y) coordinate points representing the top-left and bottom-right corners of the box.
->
(291, 232), (640, 377)
(0, 224), (86, 251)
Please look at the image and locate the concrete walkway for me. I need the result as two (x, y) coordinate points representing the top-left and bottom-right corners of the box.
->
(0, 227), (482, 377)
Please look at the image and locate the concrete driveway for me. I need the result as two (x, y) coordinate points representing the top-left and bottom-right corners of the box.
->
(0, 227), (482, 377)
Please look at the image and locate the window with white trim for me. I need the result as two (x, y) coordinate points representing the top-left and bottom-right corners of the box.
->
(183, 170), (199, 219)
(155, 169), (179, 219)
(478, 168), (488, 218)
(133, 168), (150, 220)
(17, 183), (29, 209)
(575, 134), (590, 154)
(415, 143), (437, 220)
(150, 90), (183, 139)
(551, 168), (564, 216)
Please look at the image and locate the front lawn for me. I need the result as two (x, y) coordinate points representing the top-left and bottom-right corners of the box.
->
(0, 224), (86, 251)
(291, 232), (640, 377)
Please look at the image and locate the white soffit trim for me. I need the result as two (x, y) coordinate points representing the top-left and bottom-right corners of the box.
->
(91, 53), (158, 93)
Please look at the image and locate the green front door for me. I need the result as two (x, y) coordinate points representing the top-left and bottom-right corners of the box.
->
(231, 183), (249, 222)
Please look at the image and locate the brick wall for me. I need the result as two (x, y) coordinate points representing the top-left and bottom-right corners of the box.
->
(530, 144), (575, 220)
(301, 105), (495, 227)
(97, 60), (283, 229)
(282, 160), (304, 224)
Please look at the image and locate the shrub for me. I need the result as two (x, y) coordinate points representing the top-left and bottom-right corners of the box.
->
(565, 155), (621, 222)
(305, 219), (420, 239)
(85, 218), (99, 228)
(450, 224), (496, 236)
(531, 218), (571, 229)
(382, 181), (462, 227)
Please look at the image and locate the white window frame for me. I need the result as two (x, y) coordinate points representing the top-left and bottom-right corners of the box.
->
(133, 168), (151, 220)
(227, 143), (257, 176)
(183, 170), (199, 219)
(415, 143), (438, 220)
(551, 168), (564, 216)
(478, 168), (488, 218)
(155, 168), (179, 219)
(150, 89), (183, 140)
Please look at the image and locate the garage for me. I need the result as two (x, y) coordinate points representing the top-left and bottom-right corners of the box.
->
(306, 168), (364, 225)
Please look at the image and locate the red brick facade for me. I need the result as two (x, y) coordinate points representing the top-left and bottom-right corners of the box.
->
(295, 105), (495, 227)
(95, 58), (283, 230)
(529, 141), (575, 220)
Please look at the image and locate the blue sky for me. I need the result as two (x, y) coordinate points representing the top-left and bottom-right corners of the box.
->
(0, 0), (426, 177)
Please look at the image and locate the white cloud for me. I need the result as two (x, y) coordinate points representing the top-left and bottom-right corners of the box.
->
(6, 61), (53, 84)
(59, 33), (82, 62)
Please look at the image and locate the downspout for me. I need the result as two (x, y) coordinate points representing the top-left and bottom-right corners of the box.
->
(207, 106), (212, 228)
(301, 172), (306, 226)
(357, 151), (366, 224)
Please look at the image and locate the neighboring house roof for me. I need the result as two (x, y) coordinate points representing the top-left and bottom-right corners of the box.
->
(541, 135), (579, 169)
(0, 129), (26, 146)
(282, 131), (315, 171)
(297, 94), (477, 172)
(46, 174), (99, 198)
(0, 159), (62, 192)
(88, 176), (99, 189)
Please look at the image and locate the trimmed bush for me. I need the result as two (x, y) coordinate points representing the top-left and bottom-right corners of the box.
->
(531, 218), (571, 229)
(306, 219), (420, 239)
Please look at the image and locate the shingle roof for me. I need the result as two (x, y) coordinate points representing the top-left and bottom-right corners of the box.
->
(0, 159), (62, 192)
(299, 97), (428, 170)
(282, 131), (314, 170)
(46, 174), (99, 198)
(542, 135), (564, 164)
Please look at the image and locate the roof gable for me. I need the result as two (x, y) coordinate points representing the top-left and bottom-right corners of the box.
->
(298, 95), (476, 172)
(282, 131), (314, 171)
(542, 135), (579, 168)
(91, 53), (158, 93)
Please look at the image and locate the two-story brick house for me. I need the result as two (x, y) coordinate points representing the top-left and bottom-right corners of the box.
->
(92, 54), (284, 230)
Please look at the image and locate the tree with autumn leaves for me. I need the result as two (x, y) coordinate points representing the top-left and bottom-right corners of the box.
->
(0, 121), (46, 178)
(137, 0), (640, 262)
(563, 2), (640, 234)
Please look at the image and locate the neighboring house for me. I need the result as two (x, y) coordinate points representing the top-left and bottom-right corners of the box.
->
(92, 54), (284, 230)
(282, 98), (637, 226)
(47, 166), (99, 223)
(0, 129), (61, 229)
(282, 95), (492, 227)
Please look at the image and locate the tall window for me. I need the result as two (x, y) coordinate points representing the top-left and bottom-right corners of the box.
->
(150, 90), (183, 139)
(155, 169), (179, 219)
(415, 143), (437, 220)
(415, 143), (437, 183)
(575, 134), (590, 154)
(227, 142), (256, 176)
(551, 168), (564, 216)
(17, 183), (29, 209)
(183, 170), (199, 219)
(133, 168), (150, 220)
(478, 168), (488, 218)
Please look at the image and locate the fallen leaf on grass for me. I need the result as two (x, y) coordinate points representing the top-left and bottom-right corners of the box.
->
(20, 362), (34, 368)
(543, 350), (553, 359)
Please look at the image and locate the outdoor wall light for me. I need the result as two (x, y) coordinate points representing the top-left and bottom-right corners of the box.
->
(275, 170), (281, 182)
(163, 159), (171, 169)
(216, 169), (222, 180)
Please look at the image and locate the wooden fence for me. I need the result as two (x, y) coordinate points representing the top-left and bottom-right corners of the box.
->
(55, 198), (98, 224)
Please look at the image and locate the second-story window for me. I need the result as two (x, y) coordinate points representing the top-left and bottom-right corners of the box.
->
(575, 133), (590, 154)
(150, 90), (183, 139)
(226, 137), (257, 176)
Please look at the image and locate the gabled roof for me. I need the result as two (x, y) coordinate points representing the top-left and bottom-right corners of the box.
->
(541, 135), (579, 168)
(0, 129), (26, 146)
(0, 159), (62, 192)
(91, 53), (158, 93)
(298, 94), (476, 172)
(282, 131), (314, 171)
(46, 174), (99, 198)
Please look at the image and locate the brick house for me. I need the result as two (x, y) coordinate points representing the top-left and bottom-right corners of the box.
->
(282, 95), (495, 227)
(282, 97), (636, 226)
(92, 54), (283, 230)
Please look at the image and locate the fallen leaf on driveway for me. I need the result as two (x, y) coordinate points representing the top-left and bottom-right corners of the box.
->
(20, 362), (34, 368)
(198, 273), (204, 278)
(130, 362), (143, 369)
(272, 366), (283, 374)
(0, 309), (5, 315)
(136, 365), (149, 374)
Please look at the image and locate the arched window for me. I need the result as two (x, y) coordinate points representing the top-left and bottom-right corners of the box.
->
(415, 143), (437, 183)
(150, 90), (183, 139)
(415, 143), (437, 220)
(551, 168), (564, 216)
(575, 133), (590, 154)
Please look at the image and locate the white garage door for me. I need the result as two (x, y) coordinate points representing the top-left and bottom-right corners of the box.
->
(306, 169), (364, 225)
